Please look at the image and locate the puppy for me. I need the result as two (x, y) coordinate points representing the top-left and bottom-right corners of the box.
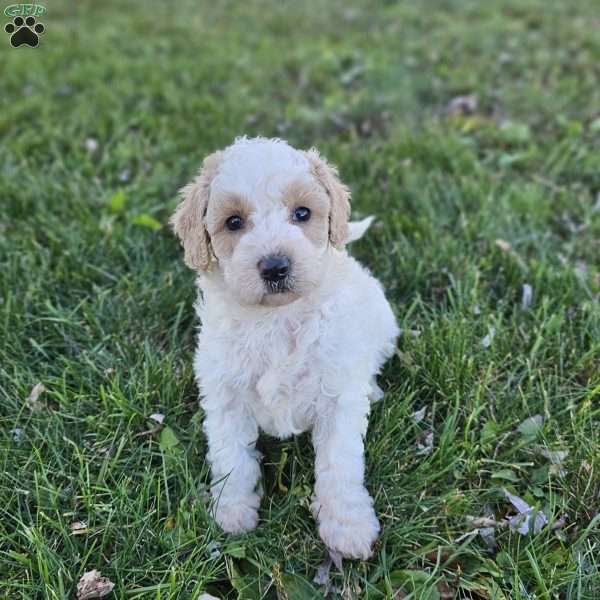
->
(171, 137), (398, 559)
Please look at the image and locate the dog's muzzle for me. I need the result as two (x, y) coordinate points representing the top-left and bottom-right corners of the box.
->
(258, 254), (292, 293)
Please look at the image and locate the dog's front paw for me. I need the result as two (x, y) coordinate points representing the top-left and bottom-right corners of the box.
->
(312, 496), (380, 559)
(213, 494), (260, 534)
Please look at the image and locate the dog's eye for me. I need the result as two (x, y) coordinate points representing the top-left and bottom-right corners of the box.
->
(225, 215), (244, 231)
(292, 206), (311, 222)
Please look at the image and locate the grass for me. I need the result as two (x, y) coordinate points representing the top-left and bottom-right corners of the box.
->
(1, 0), (599, 598)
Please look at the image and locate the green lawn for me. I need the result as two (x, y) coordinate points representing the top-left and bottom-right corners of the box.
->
(1, 1), (599, 598)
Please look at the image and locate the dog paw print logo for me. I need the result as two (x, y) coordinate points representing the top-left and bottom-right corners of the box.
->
(5, 14), (44, 47)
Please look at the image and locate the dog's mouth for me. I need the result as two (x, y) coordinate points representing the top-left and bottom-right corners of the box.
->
(264, 277), (293, 295)
(260, 276), (301, 306)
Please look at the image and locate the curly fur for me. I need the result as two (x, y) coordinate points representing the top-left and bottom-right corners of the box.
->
(171, 137), (399, 559)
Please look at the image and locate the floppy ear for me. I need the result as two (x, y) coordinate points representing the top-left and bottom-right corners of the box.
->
(170, 151), (222, 271)
(305, 148), (351, 248)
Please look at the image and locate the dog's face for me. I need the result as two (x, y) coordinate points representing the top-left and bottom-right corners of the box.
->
(171, 138), (350, 306)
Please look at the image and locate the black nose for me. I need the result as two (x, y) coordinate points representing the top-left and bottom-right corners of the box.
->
(258, 255), (290, 283)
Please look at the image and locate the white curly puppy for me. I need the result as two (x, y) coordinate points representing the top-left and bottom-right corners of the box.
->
(171, 137), (398, 559)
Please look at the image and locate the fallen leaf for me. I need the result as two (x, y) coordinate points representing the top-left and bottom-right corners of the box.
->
(548, 463), (567, 477)
(416, 431), (434, 455)
(521, 284), (533, 310)
(76, 569), (115, 599)
(517, 415), (544, 438)
(466, 516), (503, 529)
(503, 489), (548, 535)
(207, 540), (221, 559)
(26, 383), (46, 411)
(313, 556), (332, 593)
(575, 261), (588, 278)
(10, 427), (24, 443)
(503, 489), (532, 514)
(198, 482), (211, 502)
(495, 239), (512, 253)
(133, 413), (164, 439)
(459, 510), (506, 548)
(499, 51), (513, 64)
(454, 530), (479, 544)
(479, 524), (498, 551)
(539, 448), (568, 477)
(340, 63), (364, 86)
(446, 94), (478, 116)
(84, 138), (99, 154)
(413, 407), (427, 423)
(70, 521), (89, 535)
(399, 328), (422, 338)
(481, 327), (496, 348)
(536, 447), (568, 464)
(479, 505), (501, 551)
(551, 515), (568, 531)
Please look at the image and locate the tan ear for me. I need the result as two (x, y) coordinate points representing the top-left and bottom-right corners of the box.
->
(170, 152), (222, 270)
(305, 148), (351, 248)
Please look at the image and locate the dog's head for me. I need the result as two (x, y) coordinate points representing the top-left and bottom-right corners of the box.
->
(170, 138), (350, 306)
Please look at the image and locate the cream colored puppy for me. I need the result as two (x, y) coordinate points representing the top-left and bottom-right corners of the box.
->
(171, 137), (398, 559)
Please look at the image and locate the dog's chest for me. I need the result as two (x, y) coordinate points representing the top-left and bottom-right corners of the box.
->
(228, 308), (325, 437)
